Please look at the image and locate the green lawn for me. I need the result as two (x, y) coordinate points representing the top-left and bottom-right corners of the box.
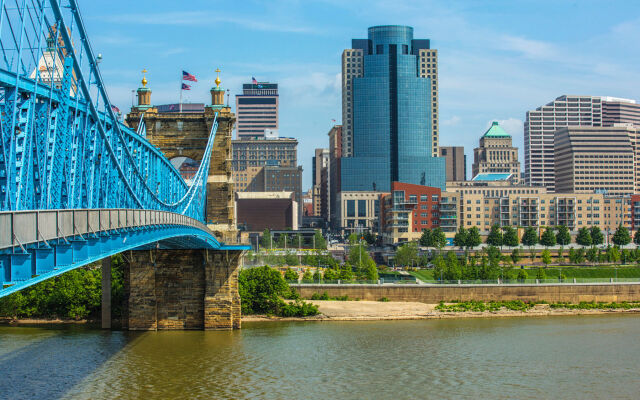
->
(409, 266), (640, 282)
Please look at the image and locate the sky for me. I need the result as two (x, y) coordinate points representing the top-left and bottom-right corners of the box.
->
(81, 0), (640, 190)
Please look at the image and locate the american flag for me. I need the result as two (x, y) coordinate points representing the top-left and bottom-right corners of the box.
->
(182, 70), (197, 82)
(111, 105), (121, 114)
(181, 83), (191, 90)
(251, 76), (258, 84)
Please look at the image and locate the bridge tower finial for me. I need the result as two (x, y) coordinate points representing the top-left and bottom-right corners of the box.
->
(211, 67), (224, 106)
(137, 68), (152, 108)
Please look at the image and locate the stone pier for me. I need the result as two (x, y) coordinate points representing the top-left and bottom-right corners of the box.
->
(122, 249), (242, 330)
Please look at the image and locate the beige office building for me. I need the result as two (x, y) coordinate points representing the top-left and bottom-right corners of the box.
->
(439, 146), (465, 181)
(338, 191), (384, 234)
(472, 121), (520, 183)
(554, 126), (637, 196)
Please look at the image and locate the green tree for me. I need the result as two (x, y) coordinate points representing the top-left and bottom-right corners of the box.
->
(323, 268), (339, 281)
(301, 269), (313, 283)
(347, 233), (359, 245)
(339, 265), (354, 282)
(556, 225), (571, 246)
(535, 267), (546, 280)
(575, 227), (592, 248)
(361, 258), (379, 281)
(612, 225), (631, 247)
(590, 226), (604, 247)
(260, 229), (272, 249)
(517, 269), (528, 282)
(238, 266), (289, 314)
(634, 228), (640, 247)
(276, 233), (289, 248)
(431, 228), (447, 253)
(568, 248), (577, 264)
(395, 242), (419, 267)
(313, 230), (327, 249)
(510, 248), (521, 264)
(453, 227), (468, 249)
(283, 268), (298, 282)
(466, 226), (482, 249)
(586, 247), (598, 263)
(486, 224), (503, 247)
(541, 249), (552, 266)
(432, 255), (446, 281)
(312, 269), (323, 282)
(521, 227), (538, 260)
(419, 228), (433, 247)
(445, 251), (462, 280)
(502, 226), (519, 247)
(606, 246), (621, 263)
(540, 227), (556, 248)
(293, 233), (304, 249)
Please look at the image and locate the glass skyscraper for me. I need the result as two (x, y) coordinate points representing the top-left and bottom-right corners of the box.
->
(341, 25), (445, 192)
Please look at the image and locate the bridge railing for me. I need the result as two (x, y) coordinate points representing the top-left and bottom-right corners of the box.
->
(0, 209), (209, 252)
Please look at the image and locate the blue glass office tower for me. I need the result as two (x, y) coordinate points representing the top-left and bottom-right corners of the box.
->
(341, 26), (445, 192)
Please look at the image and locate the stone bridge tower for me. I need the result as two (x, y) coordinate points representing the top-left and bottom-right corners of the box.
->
(126, 69), (237, 243)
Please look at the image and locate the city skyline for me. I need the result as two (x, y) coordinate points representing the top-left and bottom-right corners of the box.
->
(81, 0), (640, 189)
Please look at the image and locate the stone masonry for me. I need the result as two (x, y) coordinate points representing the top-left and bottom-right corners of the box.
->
(123, 249), (242, 330)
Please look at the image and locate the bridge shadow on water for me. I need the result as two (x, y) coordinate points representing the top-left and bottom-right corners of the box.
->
(0, 325), (141, 400)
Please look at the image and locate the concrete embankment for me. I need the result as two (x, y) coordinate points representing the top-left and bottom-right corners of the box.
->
(291, 283), (640, 303)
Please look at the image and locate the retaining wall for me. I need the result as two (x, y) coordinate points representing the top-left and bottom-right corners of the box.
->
(291, 283), (640, 303)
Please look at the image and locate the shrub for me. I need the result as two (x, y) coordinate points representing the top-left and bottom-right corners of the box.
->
(379, 297), (390, 302)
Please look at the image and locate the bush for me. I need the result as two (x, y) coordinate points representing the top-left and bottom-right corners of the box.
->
(379, 297), (390, 302)
(278, 299), (319, 317)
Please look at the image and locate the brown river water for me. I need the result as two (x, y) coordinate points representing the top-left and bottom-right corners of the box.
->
(1, 315), (639, 399)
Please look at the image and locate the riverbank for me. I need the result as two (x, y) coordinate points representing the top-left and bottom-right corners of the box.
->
(242, 300), (640, 322)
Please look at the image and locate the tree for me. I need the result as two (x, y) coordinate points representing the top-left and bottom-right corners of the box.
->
(535, 267), (546, 280)
(419, 228), (433, 247)
(301, 269), (313, 283)
(395, 242), (419, 267)
(466, 226), (482, 249)
(276, 233), (289, 248)
(323, 268), (339, 281)
(634, 228), (640, 247)
(541, 249), (552, 266)
(431, 228), (447, 253)
(313, 230), (327, 249)
(349, 243), (372, 270)
(238, 266), (289, 314)
(590, 226), (604, 247)
(521, 227), (538, 260)
(612, 225), (631, 247)
(511, 248), (521, 264)
(486, 224), (503, 247)
(260, 229), (272, 249)
(312, 269), (323, 282)
(586, 248), (598, 263)
(502, 226), (519, 247)
(293, 233), (304, 249)
(540, 227), (556, 248)
(453, 227), (468, 249)
(283, 268), (298, 282)
(575, 227), (592, 248)
(556, 225), (571, 246)
(347, 233), (359, 245)
(363, 231), (377, 245)
(517, 269), (528, 282)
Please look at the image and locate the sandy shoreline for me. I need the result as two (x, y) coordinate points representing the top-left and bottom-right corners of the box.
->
(242, 300), (640, 322)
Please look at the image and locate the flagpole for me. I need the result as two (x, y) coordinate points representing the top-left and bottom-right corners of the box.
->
(179, 72), (183, 113)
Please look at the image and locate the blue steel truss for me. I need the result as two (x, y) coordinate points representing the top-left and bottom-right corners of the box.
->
(0, 0), (247, 298)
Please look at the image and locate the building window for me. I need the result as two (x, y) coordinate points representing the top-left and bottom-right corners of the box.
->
(376, 44), (384, 54)
(347, 200), (355, 218)
(358, 200), (367, 217)
(409, 195), (417, 203)
(421, 195), (428, 201)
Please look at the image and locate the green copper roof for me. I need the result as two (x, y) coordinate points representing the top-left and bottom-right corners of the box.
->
(483, 121), (511, 138)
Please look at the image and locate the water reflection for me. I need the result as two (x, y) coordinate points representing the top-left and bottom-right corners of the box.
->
(1, 316), (639, 400)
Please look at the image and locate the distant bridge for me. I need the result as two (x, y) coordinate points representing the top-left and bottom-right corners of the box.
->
(0, 0), (246, 301)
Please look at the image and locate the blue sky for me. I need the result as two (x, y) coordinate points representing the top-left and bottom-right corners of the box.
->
(82, 0), (640, 189)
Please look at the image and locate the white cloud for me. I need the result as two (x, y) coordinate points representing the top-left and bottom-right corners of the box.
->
(442, 115), (461, 126)
(499, 35), (557, 60)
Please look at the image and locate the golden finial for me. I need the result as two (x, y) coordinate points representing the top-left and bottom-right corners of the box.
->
(141, 68), (148, 87)
(215, 68), (221, 88)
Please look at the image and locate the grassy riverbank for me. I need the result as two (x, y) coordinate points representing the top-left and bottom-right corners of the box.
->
(410, 265), (640, 282)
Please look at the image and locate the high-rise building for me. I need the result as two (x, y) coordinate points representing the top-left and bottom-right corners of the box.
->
(328, 125), (342, 229)
(554, 126), (637, 196)
(312, 148), (329, 217)
(247, 165), (303, 222)
(439, 146), (466, 181)
(231, 137), (297, 172)
(472, 121), (520, 184)
(340, 25), (445, 193)
(235, 81), (278, 139)
(524, 95), (603, 191)
(602, 97), (640, 127)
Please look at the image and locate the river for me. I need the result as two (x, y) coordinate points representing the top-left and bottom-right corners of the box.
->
(1, 315), (639, 399)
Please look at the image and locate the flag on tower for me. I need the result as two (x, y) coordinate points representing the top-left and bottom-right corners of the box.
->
(182, 70), (197, 82)
(181, 83), (191, 90)
(251, 76), (258, 84)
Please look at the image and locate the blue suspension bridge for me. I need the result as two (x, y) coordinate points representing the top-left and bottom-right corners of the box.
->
(0, 0), (245, 298)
